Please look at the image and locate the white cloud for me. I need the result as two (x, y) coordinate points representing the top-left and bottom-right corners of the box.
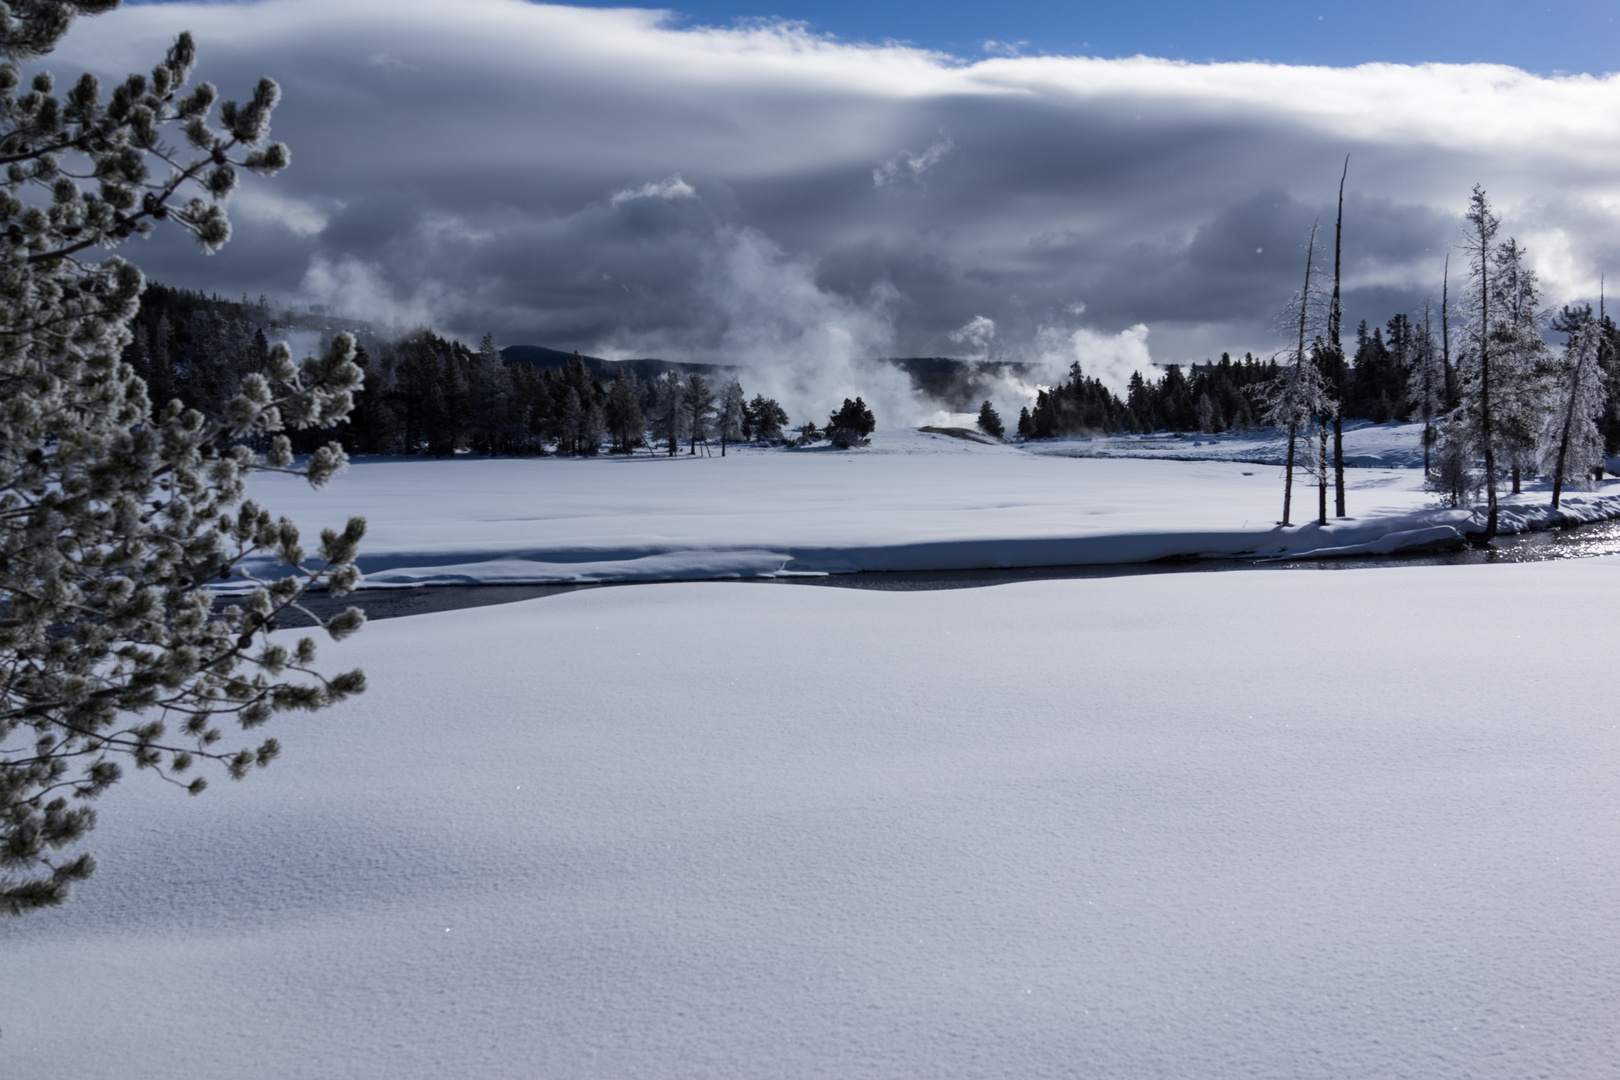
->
(610, 174), (698, 206)
(873, 138), (955, 188)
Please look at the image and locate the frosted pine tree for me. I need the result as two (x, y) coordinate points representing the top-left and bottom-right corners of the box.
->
(1543, 304), (1607, 509)
(1406, 302), (1448, 474)
(1262, 222), (1334, 526)
(1488, 238), (1549, 494)
(0, 4), (367, 915)
(1444, 186), (1505, 539)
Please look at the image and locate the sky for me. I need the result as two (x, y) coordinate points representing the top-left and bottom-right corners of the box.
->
(54, 0), (1620, 417)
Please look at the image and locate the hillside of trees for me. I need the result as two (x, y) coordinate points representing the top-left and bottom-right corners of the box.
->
(120, 279), (1620, 463)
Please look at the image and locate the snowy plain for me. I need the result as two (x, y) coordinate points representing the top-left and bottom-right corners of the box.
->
(5, 558), (1620, 1079)
(7, 424), (1620, 1079)
(237, 424), (1620, 587)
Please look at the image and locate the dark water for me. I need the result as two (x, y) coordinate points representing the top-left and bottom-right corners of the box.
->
(273, 517), (1620, 625)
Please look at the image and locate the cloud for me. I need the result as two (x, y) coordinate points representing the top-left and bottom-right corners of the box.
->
(610, 174), (698, 205)
(873, 138), (955, 188)
(42, 0), (1620, 413)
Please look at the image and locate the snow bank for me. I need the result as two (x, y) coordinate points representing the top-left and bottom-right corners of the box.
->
(235, 428), (1620, 587)
(8, 557), (1620, 1078)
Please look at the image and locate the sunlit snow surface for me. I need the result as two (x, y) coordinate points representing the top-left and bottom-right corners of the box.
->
(235, 425), (1620, 586)
(6, 559), (1620, 1078)
(7, 426), (1620, 1078)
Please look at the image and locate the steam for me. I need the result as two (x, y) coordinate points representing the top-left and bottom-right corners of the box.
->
(602, 225), (921, 427)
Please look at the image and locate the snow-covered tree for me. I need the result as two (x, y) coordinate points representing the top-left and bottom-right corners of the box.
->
(717, 376), (744, 455)
(1488, 238), (1549, 494)
(1263, 222), (1334, 526)
(1446, 185), (1505, 538)
(1544, 304), (1607, 508)
(0, 5), (367, 915)
(1406, 302), (1447, 474)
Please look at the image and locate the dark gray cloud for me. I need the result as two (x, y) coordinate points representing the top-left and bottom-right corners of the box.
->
(49, 0), (1620, 417)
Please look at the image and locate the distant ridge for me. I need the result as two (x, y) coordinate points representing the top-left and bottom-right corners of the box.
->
(500, 347), (1037, 410)
(500, 345), (727, 382)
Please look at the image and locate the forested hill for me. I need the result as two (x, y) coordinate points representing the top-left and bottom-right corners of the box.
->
(500, 346), (724, 383)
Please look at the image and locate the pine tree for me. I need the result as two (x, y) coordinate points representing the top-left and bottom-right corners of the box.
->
(717, 377), (744, 455)
(743, 393), (788, 441)
(1450, 185), (1505, 540)
(827, 397), (876, 447)
(0, 4), (366, 915)
(649, 371), (686, 456)
(1544, 304), (1607, 509)
(1264, 222), (1333, 526)
(685, 373), (716, 454)
(1406, 302), (1448, 474)
(604, 370), (645, 454)
(1488, 238), (1548, 494)
(976, 399), (1004, 438)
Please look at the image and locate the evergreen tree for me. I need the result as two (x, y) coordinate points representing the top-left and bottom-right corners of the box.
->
(1446, 186), (1506, 540)
(1488, 238), (1548, 494)
(1544, 304), (1607, 508)
(827, 397), (876, 446)
(649, 370), (686, 456)
(1263, 222), (1333, 526)
(0, 5), (366, 915)
(743, 393), (788, 441)
(717, 376), (745, 455)
(1406, 302), (1447, 474)
(604, 370), (645, 454)
(976, 399), (1004, 438)
(685, 373), (716, 454)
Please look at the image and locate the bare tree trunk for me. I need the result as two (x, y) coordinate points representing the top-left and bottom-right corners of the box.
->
(1331, 156), (1348, 517)
(1441, 256), (1454, 410)
(1283, 422), (1297, 526)
(1551, 349), (1589, 509)
(1478, 254), (1499, 541)
(1318, 423), (1329, 525)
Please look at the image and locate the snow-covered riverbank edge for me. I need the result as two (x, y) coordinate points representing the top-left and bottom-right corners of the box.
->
(237, 427), (1620, 588)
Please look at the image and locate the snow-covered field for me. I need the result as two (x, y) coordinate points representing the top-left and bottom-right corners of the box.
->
(1023, 418), (1432, 468)
(6, 557), (1620, 1079)
(8, 425), (1620, 1078)
(238, 426), (1620, 587)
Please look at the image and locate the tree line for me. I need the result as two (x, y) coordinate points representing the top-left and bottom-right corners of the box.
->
(120, 289), (805, 457)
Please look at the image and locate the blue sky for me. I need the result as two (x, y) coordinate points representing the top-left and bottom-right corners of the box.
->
(567, 0), (1620, 74)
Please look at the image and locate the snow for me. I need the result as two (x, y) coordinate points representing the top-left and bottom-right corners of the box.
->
(6, 557), (1620, 1078)
(236, 426), (1620, 587)
(1021, 419), (1436, 469)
